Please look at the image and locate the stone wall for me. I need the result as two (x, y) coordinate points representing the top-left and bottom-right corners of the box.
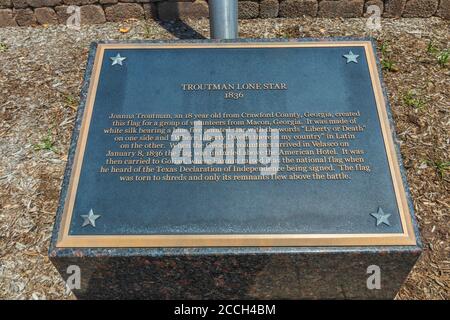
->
(0, 0), (449, 27)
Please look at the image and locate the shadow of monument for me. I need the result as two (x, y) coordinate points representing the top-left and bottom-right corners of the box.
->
(157, 20), (207, 40)
(147, 4), (208, 40)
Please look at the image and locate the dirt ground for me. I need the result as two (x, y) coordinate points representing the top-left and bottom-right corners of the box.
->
(0, 17), (448, 300)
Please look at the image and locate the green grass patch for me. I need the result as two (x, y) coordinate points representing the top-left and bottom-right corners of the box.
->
(437, 49), (449, 67)
(0, 42), (8, 53)
(381, 59), (399, 72)
(34, 129), (58, 153)
(403, 90), (426, 110)
(425, 160), (450, 179)
(65, 94), (79, 110)
(379, 42), (398, 72)
(426, 41), (439, 55)
(426, 40), (449, 68)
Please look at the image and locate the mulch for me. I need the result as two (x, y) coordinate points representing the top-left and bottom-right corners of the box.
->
(0, 17), (448, 299)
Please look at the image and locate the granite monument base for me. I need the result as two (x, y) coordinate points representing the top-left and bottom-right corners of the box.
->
(50, 247), (421, 299)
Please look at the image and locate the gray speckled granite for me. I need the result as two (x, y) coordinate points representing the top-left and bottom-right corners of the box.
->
(49, 38), (421, 299)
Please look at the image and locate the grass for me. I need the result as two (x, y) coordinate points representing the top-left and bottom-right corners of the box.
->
(426, 160), (450, 179)
(65, 94), (78, 110)
(0, 42), (7, 53)
(379, 41), (398, 72)
(426, 41), (439, 55)
(33, 129), (58, 153)
(437, 50), (449, 67)
(403, 90), (426, 110)
(427, 41), (449, 68)
(381, 59), (399, 72)
(380, 41), (390, 56)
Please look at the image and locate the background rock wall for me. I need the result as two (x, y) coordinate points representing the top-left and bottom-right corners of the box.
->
(0, 0), (449, 27)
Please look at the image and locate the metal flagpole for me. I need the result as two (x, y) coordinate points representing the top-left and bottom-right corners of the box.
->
(209, 0), (238, 39)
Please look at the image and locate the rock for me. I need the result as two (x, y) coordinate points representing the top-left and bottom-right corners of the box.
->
(318, 0), (364, 18)
(104, 3), (144, 21)
(80, 4), (105, 23)
(13, 7), (35, 25)
(363, 0), (383, 17)
(157, 0), (208, 21)
(279, 0), (318, 18)
(55, 5), (70, 23)
(437, 0), (450, 19)
(56, 5), (106, 24)
(238, 1), (259, 18)
(403, 0), (438, 17)
(100, 0), (117, 4)
(260, 0), (279, 18)
(383, 0), (406, 17)
(62, 0), (98, 5)
(27, 0), (62, 7)
(121, 0), (152, 3)
(0, 8), (16, 26)
(35, 7), (58, 24)
(0, 0), (12, 9)
(11, 0), (27, 8)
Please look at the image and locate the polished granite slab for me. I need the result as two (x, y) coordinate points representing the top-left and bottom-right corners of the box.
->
(49, 39), (421, 299)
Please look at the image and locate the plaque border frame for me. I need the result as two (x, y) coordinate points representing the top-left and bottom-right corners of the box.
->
(56, 40), (417, 248)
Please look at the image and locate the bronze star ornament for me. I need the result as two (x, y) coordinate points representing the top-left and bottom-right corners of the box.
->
(343, 51), (359, 63)
(110, 53), (127, 66)
(81, 209), (101, 227)
(371, 207), (391, 226)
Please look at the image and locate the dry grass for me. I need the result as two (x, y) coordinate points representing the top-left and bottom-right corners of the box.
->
(0, 17), (448, 299)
